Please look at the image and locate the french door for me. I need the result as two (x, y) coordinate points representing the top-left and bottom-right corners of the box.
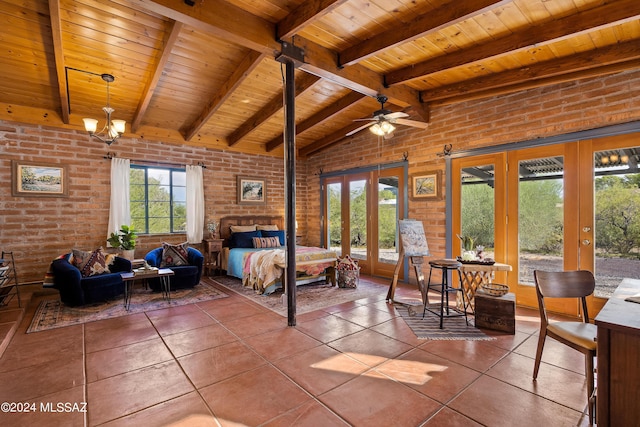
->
(324, 166), (405, 277)
(453, 134), (640, 317)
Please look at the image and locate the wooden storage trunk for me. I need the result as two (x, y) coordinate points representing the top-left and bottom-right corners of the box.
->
(474, 291), (515, 334)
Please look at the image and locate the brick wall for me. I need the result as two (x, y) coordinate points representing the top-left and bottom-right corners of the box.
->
(2, 69), (640, 284)
(0, 124), (307, 283)
(305, 70), (640, 282)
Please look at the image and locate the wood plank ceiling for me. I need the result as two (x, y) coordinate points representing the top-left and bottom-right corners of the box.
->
(1, 0), (639, 157)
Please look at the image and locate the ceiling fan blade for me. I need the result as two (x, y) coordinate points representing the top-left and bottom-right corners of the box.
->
(346, 122), (375, 136)
(353, 118), (378, 122)
(394, 118), (429, 129)
(383, 112), (409, 119)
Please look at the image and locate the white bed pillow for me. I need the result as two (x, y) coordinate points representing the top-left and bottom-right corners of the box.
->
(256, 224), (279, 231)
(230, 224), (257, 233)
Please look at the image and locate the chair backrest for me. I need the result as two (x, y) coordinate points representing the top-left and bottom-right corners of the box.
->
(533, 270), (595, 323)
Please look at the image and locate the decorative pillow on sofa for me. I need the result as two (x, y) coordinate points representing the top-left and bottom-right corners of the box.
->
(160, 242), (190, 267)
(261, 230), (286, 246)
(229, 230), (262, 248)
(71, 248), (110, 277)
(230, 224), (257, 233)
(252, 236), (281, 248)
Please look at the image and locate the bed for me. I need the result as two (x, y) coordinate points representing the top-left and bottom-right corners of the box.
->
(219, 215), (337, 295)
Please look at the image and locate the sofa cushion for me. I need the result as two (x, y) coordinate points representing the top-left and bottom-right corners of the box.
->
(72, 248), (110, 277)
(252, 236), (281, 248)
(160, 242), (190, 267)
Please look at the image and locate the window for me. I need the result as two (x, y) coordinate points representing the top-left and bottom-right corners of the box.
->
(130, 166), (186, 234)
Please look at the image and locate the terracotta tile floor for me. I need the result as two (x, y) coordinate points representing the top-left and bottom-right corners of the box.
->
(0, 276), (593, 426)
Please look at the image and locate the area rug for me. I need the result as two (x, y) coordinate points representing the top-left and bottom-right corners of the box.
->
(212, 275), (387, 316)
(395, 303), (494, 340)
(27, 282), (229, 334)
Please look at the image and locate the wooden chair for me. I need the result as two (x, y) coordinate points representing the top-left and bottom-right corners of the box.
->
(533, 270), (597, 425)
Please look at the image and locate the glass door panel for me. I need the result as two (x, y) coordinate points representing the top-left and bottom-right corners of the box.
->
(326, 181), (343, 257)
(349, 179), (368, 262)
(460, 164), (496, 260)
(377, 175), (399, 266)
(517, 156), (565, 286)
(579, 137), (640, 310)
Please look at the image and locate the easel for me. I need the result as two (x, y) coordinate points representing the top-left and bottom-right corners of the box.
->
(386, 219), (430, 302)
(386, 248), (428, 302)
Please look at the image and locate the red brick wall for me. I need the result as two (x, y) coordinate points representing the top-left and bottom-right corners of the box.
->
(3, 70), (640, 284)
(0, 123), (307, 283)
(305, 70), (640, 282)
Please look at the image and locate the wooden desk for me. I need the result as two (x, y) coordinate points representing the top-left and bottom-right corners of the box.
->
(458, 262), (512, 311)
(594, 278), (640, 427)
(203, 238), (223, 275)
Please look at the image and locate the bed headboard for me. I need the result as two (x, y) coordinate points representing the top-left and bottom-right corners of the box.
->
(219, 215), (285, 244)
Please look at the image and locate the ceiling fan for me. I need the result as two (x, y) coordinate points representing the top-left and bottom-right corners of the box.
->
(346, 94), (429, 139)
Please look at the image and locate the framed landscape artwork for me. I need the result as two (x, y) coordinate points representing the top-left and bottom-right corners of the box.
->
(411, 170), (441, 200)
(11, 160), (69, 197)
(237, 176), (266, 205)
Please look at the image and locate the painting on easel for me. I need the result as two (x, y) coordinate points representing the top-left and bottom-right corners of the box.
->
(398, 219), (431, 257)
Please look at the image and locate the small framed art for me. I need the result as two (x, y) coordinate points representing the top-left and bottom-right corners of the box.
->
(411, 170), (441, 200)
(11, 160), (69, 197)
(237, 176), (266, 205)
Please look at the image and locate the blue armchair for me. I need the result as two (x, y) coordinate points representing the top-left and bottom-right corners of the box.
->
(50, 255), (132, 306)
(144, 247), (204, 291)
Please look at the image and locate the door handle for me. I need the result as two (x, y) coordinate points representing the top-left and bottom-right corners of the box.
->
(582, 226), (591, 232)
(582, 239), (591, 246)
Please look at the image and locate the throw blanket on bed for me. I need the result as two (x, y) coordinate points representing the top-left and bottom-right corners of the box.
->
(241, 246), (338, 294)
(243, 249), (285, 293)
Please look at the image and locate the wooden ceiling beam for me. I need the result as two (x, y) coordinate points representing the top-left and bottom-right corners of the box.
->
(183, 51), (265, 141)
(339, 0), (508, 67)
(299, 121), (365, 157)
(131, 20), (183, 133)
(227, 72), (321, 147)
(138, 1), (426, 121)
(422, 39), (640, 104)
(277, 0), (349, 40)
(48, 0), (69, 124)
(294, 37), (428, 120)
(386, 0), (640, 85)
(265, 91), (366, 151)
(130, 0), (280, 54)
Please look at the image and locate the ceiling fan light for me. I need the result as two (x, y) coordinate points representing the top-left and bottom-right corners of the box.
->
(83, 118), (98, 133)
(380, 121), (395, 134)
(370, 123), (385, 136)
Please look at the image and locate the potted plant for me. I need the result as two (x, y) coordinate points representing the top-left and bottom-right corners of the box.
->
(457, 234), (477, 261)
(108, 225), (137, 260)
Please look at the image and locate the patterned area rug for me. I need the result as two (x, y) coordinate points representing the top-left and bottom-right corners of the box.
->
(395, 303), (494, 340)
(212, 275), (387, 316)
(27, 282), (229, 334)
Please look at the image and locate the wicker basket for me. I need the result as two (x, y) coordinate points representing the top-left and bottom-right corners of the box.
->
(479, 283), (509, 297)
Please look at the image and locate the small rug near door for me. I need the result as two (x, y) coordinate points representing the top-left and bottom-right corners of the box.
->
(395, 303), (494, 340)
(212, 275), (387, 316)
(27, 282), (229, 334)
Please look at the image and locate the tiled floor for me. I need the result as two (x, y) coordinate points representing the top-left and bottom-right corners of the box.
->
(0, 276), (593, 426)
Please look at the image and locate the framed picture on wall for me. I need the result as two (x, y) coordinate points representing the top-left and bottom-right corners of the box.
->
(237, 176), (266, 205)
(11, 160), (69, 197)
(411, 170), (441, 200)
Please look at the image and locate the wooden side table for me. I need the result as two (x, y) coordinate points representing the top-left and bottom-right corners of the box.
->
(203, 238), (224, 275)
(458, 262), (512, 312)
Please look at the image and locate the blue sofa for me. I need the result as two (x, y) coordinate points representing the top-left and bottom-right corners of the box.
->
(144, 247), (204, 291)
(50, 255), (132, 306)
